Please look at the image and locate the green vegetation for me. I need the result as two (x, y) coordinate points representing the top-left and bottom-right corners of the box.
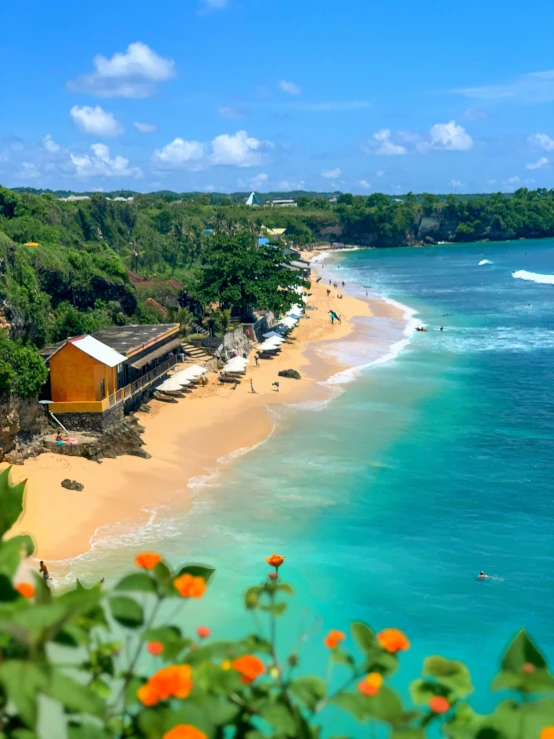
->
(3, 183), (554, 401)
(0, 469), (552, 737)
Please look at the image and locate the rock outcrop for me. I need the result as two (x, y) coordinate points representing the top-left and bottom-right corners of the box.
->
(0, 396), (49, 463)
(61, 479), (84, 491)
(278, 369), (301, 380)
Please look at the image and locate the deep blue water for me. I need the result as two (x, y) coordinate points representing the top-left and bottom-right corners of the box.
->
(71, 239), (554, 734)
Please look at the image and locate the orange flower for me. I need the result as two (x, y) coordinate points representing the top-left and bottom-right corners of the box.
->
(174, 574), (206, 599)
(196, 626), (211, 639)
(15, 583), (35, 598)
(265, 554), (285, 569)
(232, 655), (265, 684)
(358, 672), (383, 697)
(541, 729), (554, 739)
(147, 641), (164, 656)
(221, 660), (231, 670)
(163, 727), (207, 739)
(163, 726), (207, 739)
(429, 696), (450, 714)
(137, 665), (193, 706)
(324, 630), (346, 649)
(377, 628), (410, 654)
(135, 552), (162, 570)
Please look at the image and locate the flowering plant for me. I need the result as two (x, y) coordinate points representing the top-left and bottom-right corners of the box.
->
(0, 467), (553, 738)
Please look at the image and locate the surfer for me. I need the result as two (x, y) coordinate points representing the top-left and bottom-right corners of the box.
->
(440, 326), (443, 331)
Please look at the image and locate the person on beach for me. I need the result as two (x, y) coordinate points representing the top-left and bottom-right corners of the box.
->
(342, 281), (345, 287)
(272, 381), (280, 392)
(326, 289), (331, 297)
(255, 354), (259, 367)
(39, 561), (50, 583)
(250, 379), (259, 394)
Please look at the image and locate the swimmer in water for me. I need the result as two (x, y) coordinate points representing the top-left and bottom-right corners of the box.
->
(477, 571), (489, 580)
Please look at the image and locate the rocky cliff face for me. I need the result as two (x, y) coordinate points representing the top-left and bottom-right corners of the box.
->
(0, 396), (48, 462)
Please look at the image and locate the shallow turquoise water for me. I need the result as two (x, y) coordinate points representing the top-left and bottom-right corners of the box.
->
(69, 239), (554, 732)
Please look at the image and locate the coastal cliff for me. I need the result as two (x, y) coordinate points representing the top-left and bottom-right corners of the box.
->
(0, 396), (47, 462)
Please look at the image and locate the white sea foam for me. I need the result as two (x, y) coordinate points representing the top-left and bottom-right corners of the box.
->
(478, 259), (492, 265)
(309, 251), (329, 263)
(324, 298), (418, 386)
(513, 270), (554, 285)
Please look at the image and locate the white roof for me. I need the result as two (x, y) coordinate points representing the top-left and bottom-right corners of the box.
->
(69, 336), (126, 368)
(224, 357), (249, 372)
(258, 339), (283, 351)
(173, 365), (207, 381)
(157, 377), (189, 392)
(263, 330), (286, 339)
(280, 316), (299, 329)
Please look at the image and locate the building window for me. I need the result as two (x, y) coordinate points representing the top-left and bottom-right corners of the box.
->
(100, 380), (105, 397)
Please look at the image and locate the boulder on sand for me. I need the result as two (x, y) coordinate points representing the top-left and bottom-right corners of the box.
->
(278, 369), (301, 380)
(61, 479), (84, 491)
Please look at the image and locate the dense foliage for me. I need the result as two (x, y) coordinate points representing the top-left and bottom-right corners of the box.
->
(4, 183), (554, 399)
(0, 469), (553, 738)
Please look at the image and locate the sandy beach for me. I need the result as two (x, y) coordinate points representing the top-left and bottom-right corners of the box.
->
(3, 264), (405, 569)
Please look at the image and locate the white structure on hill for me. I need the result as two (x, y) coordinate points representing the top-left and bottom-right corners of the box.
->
(246, 192), (261, 206)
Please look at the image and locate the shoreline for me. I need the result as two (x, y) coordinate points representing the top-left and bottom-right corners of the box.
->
(4, 260), (408, 575)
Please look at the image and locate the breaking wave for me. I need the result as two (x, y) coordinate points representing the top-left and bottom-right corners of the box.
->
(513, 270), (554, 285)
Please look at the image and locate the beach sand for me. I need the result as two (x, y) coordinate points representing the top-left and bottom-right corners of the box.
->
(3, 268), (404, 568)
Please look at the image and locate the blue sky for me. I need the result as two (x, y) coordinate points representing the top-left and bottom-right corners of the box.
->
(2, 0), (554, 194)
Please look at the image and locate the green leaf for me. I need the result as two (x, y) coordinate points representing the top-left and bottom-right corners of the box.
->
(443, 702), (485, 739)
(500, 629), (547, 672)
(138, 708), (165, 739)
(423, 656), (474, 698)
(391, 731), (426, 739)
(89, 677), (112, 699)
(0, 467), (26, 538)
(260, 702), (297, 736)
(176, 564), (215, 583)
(0, 661), (48, 728)
(410, 679), (441, 706)
(108, 596), (144, 629)
(351, 621), (376, 655)
(260, 601), (287, 616)
(276, 583), (294, 596)
(364, 685), (404, 724)
(47, 671), (104, 716)
(0, 535), (35, 578)
(331, 692), (369, 721)
(0, 573), (19, 602)
(67, 724), (111, 739)
(245, 586), (262, 609)
(330, 650), (355, 667)
(114, 572), (158, 594)
(289, 675), (326, 711)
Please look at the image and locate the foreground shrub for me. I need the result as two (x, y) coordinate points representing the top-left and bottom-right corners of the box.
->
(0, 467), (553, 737)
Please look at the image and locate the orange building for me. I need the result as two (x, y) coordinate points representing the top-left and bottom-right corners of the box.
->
(40, 324), (181, 431)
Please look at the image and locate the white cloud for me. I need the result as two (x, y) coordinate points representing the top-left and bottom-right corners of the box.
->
(278, 179), (305, 190)
(320, 167), (342, 179)
(151, 130), (271, 170)
(67, 42), (175, 98)
(365, 129), (407, 156)
(452, 69), (554, 104)
(152, 138), (206, 169)
(449, 179), (464, 188)
(43, 134), (61, 153)
(461, 107), (491, 121)
(528, 133), (554, 151)
(134, 121), (157, 133)
(17, 162), (40, 180)
(526, 157), (549, 170)
(70, 105), (123, 137)
(502, 175), (521, 192)
(426, 121), (473, 151)
(218, 105), (248, 119)
(210, 130), (273, 167)
(360, 179), (371, 189)
(524, 178), (536, 185)
(70, 143), (142, 178)
(279, 80), (301, 95)
(487, 179), (497, 185)
(376, 169), (384, 177)
(204, 185), (216, 192)
(250, 172), (269, 188)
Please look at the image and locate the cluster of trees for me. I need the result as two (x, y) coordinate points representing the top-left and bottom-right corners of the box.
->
(4, 182), (554, 399)
(0, 468), (553, 737)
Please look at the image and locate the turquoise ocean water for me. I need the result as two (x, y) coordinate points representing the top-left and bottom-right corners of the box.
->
(67, 239), (554, 732)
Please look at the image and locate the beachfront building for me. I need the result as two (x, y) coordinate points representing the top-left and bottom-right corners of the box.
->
(39, 324), (181, 431)
(246, 192), (261, 207)
(270, 199), (297, 208)
(260, 226), (287, 242)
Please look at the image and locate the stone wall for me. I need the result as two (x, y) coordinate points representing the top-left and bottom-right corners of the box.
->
(0, 396), (49, 462)
(54, 403), (124, 433)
